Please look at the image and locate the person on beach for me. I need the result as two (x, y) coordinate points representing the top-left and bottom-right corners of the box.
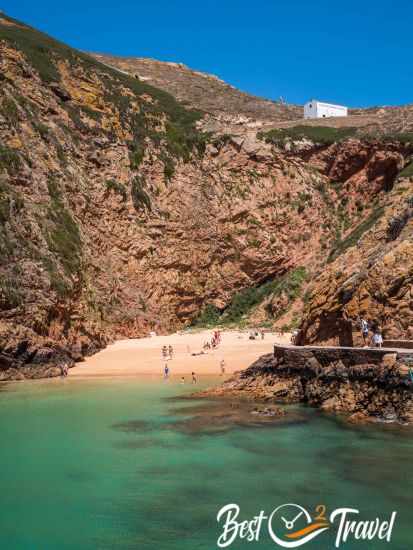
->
(162, 346), (168, 360)
(180, 376), (185, 384)
(168, 345), (174, 359)
(360, 318), (369, 346)
(220, 359), (226, 375)
(371, 330), (383, 348)
(192, 371), (197, 384)
(63, 363), (69, 377)
(164, 364), (169, 379)
(60, 363), (65, 378)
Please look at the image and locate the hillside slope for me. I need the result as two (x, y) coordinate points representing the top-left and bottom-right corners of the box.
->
(93, 53), (413, 137)
(92, 53), (302, 131)
(0, 13), (412, 378)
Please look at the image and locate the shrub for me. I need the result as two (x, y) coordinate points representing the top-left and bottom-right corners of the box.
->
(41, 256), (71, 297)
(1, 98), (19, 127)
(259, 126), (357, 147)
(81, 105), (102, 122)
(55, 142), (67, 165)
(0, 145), (22, 175)
(191, 304), (221, 327)
(105, 179), (127, 201)
(382, 132), (413, 144)
(33, 121), (49, 139)
(62, 104), (87, 132)
(223, 267), (307, 324)
(212, 134), (233, 149)
(328, 206), (384, 262)
(397, 161), (413, 179)
(46, 181), (82, 275)
(0, 179), (24, 225)
(0, 180), (10, 224)
(0, 276), (22, 309)
(129, 143), (145, 169)
(131, 176), (151, 210)
(191, 267), (308, 327)
(159, 152), (175, 181)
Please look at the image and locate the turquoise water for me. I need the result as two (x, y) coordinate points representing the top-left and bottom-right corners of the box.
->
(0, 377), (413, 549)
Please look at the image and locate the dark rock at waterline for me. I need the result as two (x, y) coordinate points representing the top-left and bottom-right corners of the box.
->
(111, 419), (154, 433)
(166, 397), (292, 435)
(197, 345), (413, 425)
(251, 406), (286, 417)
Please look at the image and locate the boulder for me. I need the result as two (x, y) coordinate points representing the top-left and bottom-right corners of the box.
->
(382, 353), (397, 368)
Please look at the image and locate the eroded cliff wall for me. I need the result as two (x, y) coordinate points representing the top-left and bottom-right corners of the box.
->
(1, 13), (413, 378)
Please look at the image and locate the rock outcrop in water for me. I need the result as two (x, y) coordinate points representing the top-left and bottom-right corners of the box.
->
(1, 12), (413, 378)
(202, 345), (413, 424)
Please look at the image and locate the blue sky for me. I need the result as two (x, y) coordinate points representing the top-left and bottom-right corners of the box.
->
(2, 0), (412, 107)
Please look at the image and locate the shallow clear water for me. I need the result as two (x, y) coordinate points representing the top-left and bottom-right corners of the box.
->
(0, 377), (412, 549)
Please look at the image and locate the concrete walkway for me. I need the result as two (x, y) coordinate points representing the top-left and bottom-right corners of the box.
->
(274, 344), (413, 363)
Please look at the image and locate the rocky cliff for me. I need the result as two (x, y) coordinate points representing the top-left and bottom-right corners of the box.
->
(297, 172), (413, 346)
(1, 13), (413, 378)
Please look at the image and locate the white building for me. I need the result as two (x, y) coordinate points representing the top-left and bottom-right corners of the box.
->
(304, 100), (348, 119)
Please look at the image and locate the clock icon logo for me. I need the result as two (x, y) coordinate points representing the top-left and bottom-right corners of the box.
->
(268, 503), (329, 548)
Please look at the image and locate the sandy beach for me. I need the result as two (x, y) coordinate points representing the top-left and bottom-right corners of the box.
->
(70, 329), (291, 379)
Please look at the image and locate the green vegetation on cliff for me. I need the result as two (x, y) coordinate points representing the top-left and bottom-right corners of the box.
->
(131, 176), (151, 210)
(328, 206), (384, 263)
(258, 125), (357, 147)
(0, 12), (206, 171)
(398, 161), (413, 179)
(192, 267), (307, 327)
(105, 179), (127, 202)
(46, 179), (82, 276)
(0, 144), (22, 176)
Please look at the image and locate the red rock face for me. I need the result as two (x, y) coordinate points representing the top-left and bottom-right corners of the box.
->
(298, 184), (413, 346)
(1, 16), (413, 377)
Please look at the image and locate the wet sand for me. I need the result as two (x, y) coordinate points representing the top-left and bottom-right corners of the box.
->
(70, 329), (291, 379)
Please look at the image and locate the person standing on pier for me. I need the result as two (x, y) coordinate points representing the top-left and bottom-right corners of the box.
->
(371, 329), (383, 348)
(360, 318), (369, 346)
